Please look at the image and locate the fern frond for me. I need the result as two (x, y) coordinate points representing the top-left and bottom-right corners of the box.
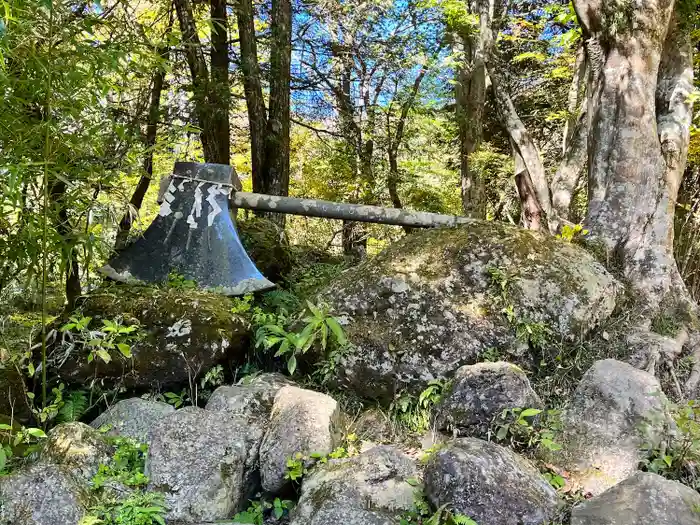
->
(57, 390), (89, 423)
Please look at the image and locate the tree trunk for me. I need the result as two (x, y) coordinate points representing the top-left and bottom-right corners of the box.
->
(562, 44), (586, 155)
(575, 0), (693, 307)
(262, 0), (293, 227)
(489, 65), (552, 229)
(50, 180), (80, 309)
(209, 0), (231, 164)
(115, 35), (170, 250)
(454, 0), (494, 218)
(236, 0), (268, 193)
(174, 0), (220, 163)
(550, 111), (588, 231)
(512, 141), (543, 231)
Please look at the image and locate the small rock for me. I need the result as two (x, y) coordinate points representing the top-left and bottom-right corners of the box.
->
(435, 361), (542, 436)
(90, 398), (174, 442)
(0, 463), (87, 525)
(259, 386), (339, 494)
(146, 406), (264, 523)
(41, 422), (113, 485)
(290, 446), (417, 525)
(424, 438), (562, 525)
(352, 408), (396, 444)
(206, 373), (295, 421)
(571, 471), (700, 525)
(552, 359), (669, 496)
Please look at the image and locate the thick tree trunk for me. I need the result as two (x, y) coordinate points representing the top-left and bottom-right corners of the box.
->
(115, 37), (170, 250)
(209, 0), (231, 164)
(575, 0), (693, 307)
(236, 0), (268, 193)
(262, 0), (292, 219)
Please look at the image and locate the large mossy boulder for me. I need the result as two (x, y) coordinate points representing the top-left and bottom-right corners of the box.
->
(49, 284), (250, 390)
(318, 221), (620, 401)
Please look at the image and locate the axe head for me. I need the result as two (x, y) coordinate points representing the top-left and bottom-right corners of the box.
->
(101, 162), (275, 295)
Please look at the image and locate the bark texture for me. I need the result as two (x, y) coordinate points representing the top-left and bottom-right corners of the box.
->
(575, 0), (694, 306)
(174, 0), (230, 164)
(236, 0), (293, 228)
(236, 0), (267, 193)
(454, 0), (495, 218)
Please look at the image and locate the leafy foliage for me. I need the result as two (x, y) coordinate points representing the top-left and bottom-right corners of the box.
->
(60, 315), (141, 364)
(233, 497), (295, 524)
(491, 407), (562, 453)
(391, 381), (447, 433)
(254, 300), (348, 376)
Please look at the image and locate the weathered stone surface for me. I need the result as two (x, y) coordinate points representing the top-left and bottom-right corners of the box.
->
(49, 285), (250, 390)
(435, 361), (542, 436)
(290, 446), (417, 525)
(424, 438), (562, 525)
(552, 359), (669, 496)
(90, 398), (175, 442)
(41, 422), (113, 485)
(571, 472), (700, 525)
(0, 463), (86, 525)
(318, 222), (619, 401)
(206, 373), (294, 421)
(352, 408), (396, 445)
(146, 406), (264, 523)
(260, 386), (339, 494)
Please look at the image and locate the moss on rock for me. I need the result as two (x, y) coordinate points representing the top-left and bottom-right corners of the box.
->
(49, 284), (250, 390)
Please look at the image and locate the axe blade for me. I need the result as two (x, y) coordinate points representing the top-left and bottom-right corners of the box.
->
(101, 162), (275, 296)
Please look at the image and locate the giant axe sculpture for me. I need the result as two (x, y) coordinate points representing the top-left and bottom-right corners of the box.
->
(101, 162), (474, 295)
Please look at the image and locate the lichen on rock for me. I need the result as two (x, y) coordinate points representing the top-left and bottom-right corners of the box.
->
(318, 221), (620, 401)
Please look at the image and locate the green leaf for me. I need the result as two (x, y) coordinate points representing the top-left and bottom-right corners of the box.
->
(26, 428), (47, 438)
(116, 343), (132, 358)
(0, 447), (6, 472)
(27, 362), (35, 378)
(496, 424), (509, 441)
(0, 424), (12, 431)
(287, 354), (297, 375)
(519, 408), (542, 419)
(405, 477), (420, 486)
(96, 349), (112, 363)
(325, 317), (347, 346)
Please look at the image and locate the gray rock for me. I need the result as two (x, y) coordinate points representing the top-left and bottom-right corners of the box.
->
(317, 222), (619, 402)
(206, 373), (295, 421)
(260, 386), (339, 494)
(424, 438), (562, 525)
(90, 398), (174, 442)
(0, 463), (86, 525)
(41, 422), (113, 485)
(571, 471), (700, 525)
(290, 446), (417, 525)
(352, 408), (396, 444)
(435, 361), (542, 436)
(146, 406), (264, 523)
(552, 359), (669, 496)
